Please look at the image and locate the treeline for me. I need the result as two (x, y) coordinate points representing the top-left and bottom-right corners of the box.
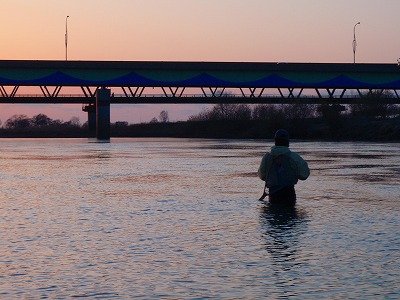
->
(113, 100), (400, 140)
(1, 93), (400, 140)
(188, 99), (400, 123)
(0, 114), (87, 137)
(2, 113), (82, 129)
(181, 98), (400, 139)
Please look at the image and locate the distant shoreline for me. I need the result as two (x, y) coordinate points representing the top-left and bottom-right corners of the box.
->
(0, 117), (399, 141)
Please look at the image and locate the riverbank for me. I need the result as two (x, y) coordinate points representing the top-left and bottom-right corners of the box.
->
(0, 116), (399, 141)
(115, 116), (400, 141)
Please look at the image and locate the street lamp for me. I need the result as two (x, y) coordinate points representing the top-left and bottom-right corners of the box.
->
(65, 16), (69, 60)
(353, 22), (360, 63)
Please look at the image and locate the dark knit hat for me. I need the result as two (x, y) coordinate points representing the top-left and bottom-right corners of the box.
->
(274, 129), (289, 141)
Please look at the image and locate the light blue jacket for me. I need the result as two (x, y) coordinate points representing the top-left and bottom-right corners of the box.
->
(258, 146), (310, 193)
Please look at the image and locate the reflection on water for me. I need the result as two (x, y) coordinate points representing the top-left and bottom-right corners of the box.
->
(259, 204), (309, 298)
(260, 204), (308, 259)
(0, 138), (399, 299)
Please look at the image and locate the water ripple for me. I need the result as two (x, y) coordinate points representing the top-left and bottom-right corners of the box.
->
(0, 139), (398, 299)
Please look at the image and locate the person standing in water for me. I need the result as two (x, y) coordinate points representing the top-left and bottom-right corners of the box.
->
(258, 129), (310, 205)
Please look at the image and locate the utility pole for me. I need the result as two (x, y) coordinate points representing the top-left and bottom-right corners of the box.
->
(353, 22), (360, 63)
(65, 16), (69, 60)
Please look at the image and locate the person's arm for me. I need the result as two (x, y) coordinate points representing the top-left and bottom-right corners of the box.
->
(298, 158), (310, 180)
(292, 153), (310, 180)
(258, 153), (269, 181)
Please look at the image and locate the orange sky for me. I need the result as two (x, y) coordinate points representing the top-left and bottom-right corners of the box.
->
(1, 0), (399, 124)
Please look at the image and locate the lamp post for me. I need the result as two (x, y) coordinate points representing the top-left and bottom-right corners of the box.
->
(65, 16), (69, 61)
(353, 22), (360, 63)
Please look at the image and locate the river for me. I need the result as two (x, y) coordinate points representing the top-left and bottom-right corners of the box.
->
(0, 138), (399, 299)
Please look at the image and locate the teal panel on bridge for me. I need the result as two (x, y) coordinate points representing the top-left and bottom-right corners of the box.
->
(0, 60), (400, 89)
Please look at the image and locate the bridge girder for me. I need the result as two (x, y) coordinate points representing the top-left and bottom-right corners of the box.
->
(0, 85), (399, 105)
(1, 60), (400, 105)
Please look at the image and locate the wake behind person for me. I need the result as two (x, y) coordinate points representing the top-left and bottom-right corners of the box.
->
(258, 129), (310, 205)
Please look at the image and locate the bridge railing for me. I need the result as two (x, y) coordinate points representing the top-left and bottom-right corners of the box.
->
(1, 85), (399, 104)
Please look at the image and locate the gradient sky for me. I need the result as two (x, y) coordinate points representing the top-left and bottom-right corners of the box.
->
(1, 0), (399, 124)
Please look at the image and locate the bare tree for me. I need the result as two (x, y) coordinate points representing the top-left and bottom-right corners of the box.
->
(69, 116), (81, 127)
(350, 90), (397, 119)
(150, 117), (158, 123)
(158, 110), (169, 123)
(31, 114), (51, 127)
(208, 104), (252, 120)
(5, 114), (31, 129)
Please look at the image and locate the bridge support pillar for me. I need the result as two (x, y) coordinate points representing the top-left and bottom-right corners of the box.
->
(82, 103), (96, 137)
(96, 88), (111, 140)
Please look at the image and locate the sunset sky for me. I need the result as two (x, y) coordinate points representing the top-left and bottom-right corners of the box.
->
(1, 0), (399, 124)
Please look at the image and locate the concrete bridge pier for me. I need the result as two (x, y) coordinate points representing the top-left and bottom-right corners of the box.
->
(82, 103), (96, 137)
(96, 88), (111, 140)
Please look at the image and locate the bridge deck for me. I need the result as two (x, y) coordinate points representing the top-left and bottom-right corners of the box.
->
(1, 60), (400, 104)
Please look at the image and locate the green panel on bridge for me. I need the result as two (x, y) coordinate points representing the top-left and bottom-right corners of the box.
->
(210, 71), (273, 83)
(279, 72), (341, 84)
(0, 60), (400, 89)
(0, 69), (54, 80)
(349, 73), (400, 85)
(135, 70), (201, 82)
(64, 70), (131, 82)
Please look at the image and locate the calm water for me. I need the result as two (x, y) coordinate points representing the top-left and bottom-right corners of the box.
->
(0, 138), (399, 299)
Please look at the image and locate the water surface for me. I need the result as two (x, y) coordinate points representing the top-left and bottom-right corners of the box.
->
(0, 138), (398, 299)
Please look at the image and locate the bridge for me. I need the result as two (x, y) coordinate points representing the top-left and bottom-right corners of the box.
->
(1, 60), (400, 139)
